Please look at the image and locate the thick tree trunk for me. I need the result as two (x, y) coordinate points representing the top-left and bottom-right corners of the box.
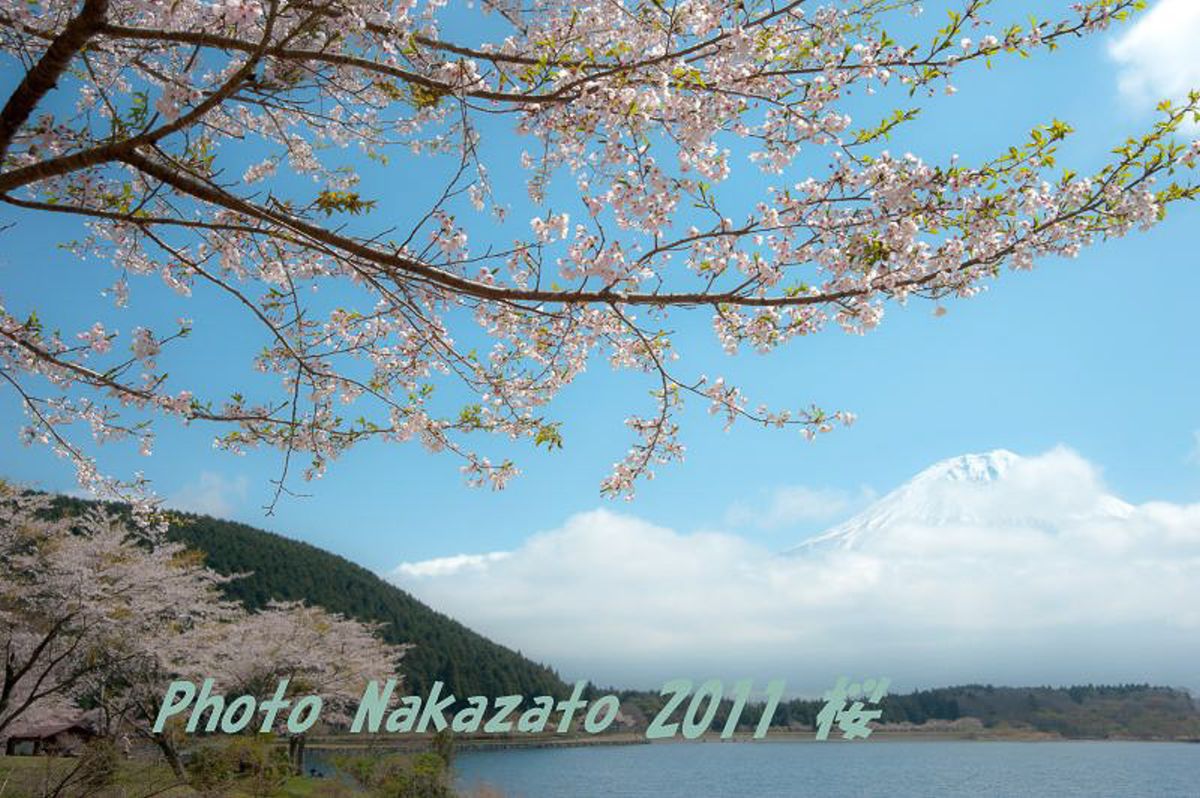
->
(152, 735), (186, 781)
(288, 734), (307, 776)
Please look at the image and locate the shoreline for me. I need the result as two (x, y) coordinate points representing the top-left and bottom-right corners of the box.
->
(304, 727), (1200, 755)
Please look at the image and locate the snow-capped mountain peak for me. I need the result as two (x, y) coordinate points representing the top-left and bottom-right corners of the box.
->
(787, 449), (1133, 554)
(910, 449), (1019, 485)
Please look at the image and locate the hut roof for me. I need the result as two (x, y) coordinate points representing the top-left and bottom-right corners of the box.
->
(5, 711), (100, 740)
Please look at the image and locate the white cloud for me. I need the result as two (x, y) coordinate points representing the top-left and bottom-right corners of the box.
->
(724, 485), (874, 530)
(394, 552), (511, 578)
(168, 471), (248, 517)
(390, 449), (1200, 690)
(1109, 0), (1200, 112)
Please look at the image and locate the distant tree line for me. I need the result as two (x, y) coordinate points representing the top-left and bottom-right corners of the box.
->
(604, 683), (1198, 739)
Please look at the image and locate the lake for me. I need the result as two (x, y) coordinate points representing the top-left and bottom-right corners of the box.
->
(451, 741), (1199, 797)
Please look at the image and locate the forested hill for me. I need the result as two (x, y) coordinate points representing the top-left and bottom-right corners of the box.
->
(48, 496), (568, 702)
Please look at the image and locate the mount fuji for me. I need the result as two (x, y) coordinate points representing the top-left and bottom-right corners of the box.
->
(786, 449), (1136, 554)
(392, 445), (1200, 686)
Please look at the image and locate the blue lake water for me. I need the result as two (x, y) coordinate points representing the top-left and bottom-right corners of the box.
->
(451, 741), (1199, 797)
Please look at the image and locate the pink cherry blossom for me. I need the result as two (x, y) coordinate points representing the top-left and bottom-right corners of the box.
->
(0, 486), (404, 775)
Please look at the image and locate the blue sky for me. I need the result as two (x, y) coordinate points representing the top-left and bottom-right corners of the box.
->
(1, 0), (1198, 608)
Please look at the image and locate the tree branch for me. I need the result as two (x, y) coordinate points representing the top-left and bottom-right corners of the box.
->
(0, 0), (109, 163)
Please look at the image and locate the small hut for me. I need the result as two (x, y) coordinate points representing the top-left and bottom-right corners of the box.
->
(3, 714), (101, 756)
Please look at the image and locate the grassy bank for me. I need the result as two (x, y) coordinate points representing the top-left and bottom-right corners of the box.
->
(0, 754), (375, 797)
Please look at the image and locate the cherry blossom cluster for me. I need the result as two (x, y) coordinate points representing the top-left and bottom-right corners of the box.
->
(0, 488), (405, 768)
(0, 0), (1195, 503)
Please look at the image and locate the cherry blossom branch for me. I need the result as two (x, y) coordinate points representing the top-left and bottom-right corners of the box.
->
(0, 0), (109, 162)
(0, 0), (1194, 505)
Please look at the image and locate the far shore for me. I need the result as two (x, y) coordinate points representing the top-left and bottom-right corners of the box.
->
(302, 725), (1200, 755)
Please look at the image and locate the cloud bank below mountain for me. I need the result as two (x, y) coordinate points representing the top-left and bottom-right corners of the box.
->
(390, 448), (1200, 691)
